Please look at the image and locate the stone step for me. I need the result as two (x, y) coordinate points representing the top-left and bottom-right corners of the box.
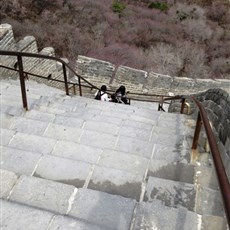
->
(1, 169), (136, 230)
(148, 159), (195, 184)
(144, 176), (196, 211)
(1, 199), (107, 230)
(131, 200), (227, 230)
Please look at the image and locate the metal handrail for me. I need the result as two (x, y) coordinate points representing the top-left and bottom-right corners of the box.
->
(161, 95), (230, 226)
(191, 96), (230, 226)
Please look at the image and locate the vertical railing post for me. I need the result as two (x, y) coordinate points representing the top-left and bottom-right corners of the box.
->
(180, 98), (186, 114)
(78, 76), (82, 96)
(192, 112), (202, 149)
(73, 84), (76, 95)
(17, 55), (28, 110)
(62, 63), (69, 95)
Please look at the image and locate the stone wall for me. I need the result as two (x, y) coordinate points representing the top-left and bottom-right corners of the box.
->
(198, 89), (230, 180)
(76, 56), (230, 95)
(1, 23), (230, 96)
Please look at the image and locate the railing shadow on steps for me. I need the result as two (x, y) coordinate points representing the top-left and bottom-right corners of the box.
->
(1, 50), (229, 227)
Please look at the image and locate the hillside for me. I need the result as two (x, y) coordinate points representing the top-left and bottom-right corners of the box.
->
(1, 0), (230, 79)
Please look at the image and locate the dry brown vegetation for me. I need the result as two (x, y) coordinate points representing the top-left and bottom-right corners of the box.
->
(1, 0), (230, 79)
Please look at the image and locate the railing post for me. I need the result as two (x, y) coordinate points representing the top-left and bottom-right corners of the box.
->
(180, 98), (186, 114)
(17, 55), (28, 110)
(78, 76), (82, 96)
(62, 63), (69, 95)
(192, 112), (202, 149)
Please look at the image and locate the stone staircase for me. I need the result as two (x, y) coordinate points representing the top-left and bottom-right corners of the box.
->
(1, 78), (227, 230)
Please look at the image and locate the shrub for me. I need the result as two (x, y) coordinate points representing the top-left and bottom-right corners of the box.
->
(112, 1), (126, 16)
(148, 2), (168, 11)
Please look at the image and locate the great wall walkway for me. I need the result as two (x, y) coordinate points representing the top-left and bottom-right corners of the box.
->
(1, 79), (227, 229)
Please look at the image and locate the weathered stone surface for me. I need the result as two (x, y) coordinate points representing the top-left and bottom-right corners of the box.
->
(152, 144), (190, 163)
(43, 123), (83, 142)
(34, 154), (91, 188)
(52, 140), (102, 164)
(1, 199), (54, 230)
(9, 175), (76, 214)
(1, 128), (15, 146)
(132, 201), (199, 230)
(88, 165), (143, 200)
(11, 117), (49, 135)
(148, 160), (195, 184)
(144, 176), (196, 211)
(80, 130), (117, 149)
(68, 188), (136, 230)
(115, 136), (154, 158)
(201, 215), (228, 230)
(49, 215), (107, 230)
(1, 146), (41, 176)
(98, 149), (149, 176)
(195, 186), (224, 216)
(0, 170), (18, 198)
(9, 132), (57, 154)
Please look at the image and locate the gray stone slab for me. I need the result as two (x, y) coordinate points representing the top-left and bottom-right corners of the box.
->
(131, 108), (160, 121)
(119, 126), (151, 141)
(80, 130), (117, 149)
(88, 166), (142, 200)
(201, 215), (227, 230)
(84, 120), (119, 135)
(54, 114), (84, 128)
(195, 162), (219, 190)
(49, 215), (107, 230)
(144, 176), (196, 211)
(9, 132), (57, 154)
(91, 114), (123, 126)
(1, 128), (15, 146)
(126, 114), (157, 126)
(1, 104), (25, 116)
(11, 117), (49, 135)
(148, 160), (195, 184)
(196, 186), (224, 216)
(132, 201), (199, 230)
(115, 136), (154, 158)
(34, 155), (91, 188)
(38, 105), (66, 115)
(9, 175), (76, 214)
(1, 114), (15, 129)
(151, 132), (185, 148)
(24, 109), (55, 122)
(98, 149), (149, 176)
(152, 144), (191, 163)
(1, 199), (54, 230)
(44, 123), (83, 142)
(122, 119), (153, 131)
(69, 188), (136, 230)
(52, 140), (102, 164)
(1, 146), (41, 175)
(0, 170), (18, 198)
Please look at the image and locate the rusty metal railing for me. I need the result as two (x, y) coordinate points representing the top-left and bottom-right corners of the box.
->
(0, 50), (100, 110)
(191, 96), (230, 226)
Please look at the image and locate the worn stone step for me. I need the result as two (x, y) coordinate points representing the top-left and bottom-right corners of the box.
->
(144, 176), (196, 211)
(132, 200), (227, 230)
(1, 169), (136, 230)
(148, 159), (195, 184)
(1, 199), (107, 230)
